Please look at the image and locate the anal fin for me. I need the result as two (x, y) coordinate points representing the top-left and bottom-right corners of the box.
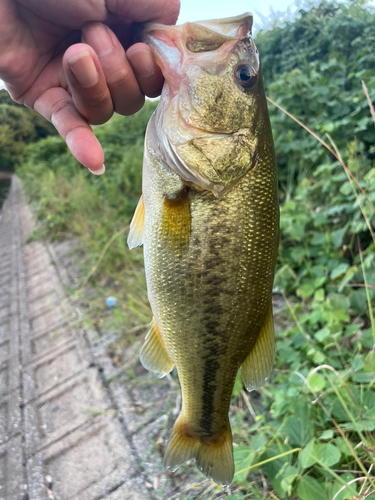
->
(140, 318), (174, 378)
(241, 305), (275, 391)
(127, 195), (145, 249)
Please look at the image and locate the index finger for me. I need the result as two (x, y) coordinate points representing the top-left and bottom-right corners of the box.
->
(106, 0), (180, 24)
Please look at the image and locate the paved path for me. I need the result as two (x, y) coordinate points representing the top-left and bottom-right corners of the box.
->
(0, 177), (152, 500)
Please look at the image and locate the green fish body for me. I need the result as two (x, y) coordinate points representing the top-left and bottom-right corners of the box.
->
(128, 13), (279, 485)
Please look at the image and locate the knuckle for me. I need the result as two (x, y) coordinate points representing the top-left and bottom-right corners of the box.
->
(82, 89), (111, 110)
(106, 66), (133, 88)
(50, 97), (74, 121)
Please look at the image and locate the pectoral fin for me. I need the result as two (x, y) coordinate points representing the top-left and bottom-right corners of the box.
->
(241, 305), (275, 391)
(127, 195), (145, 249)
(140, 318), (174, 378)
(161, 188), (191, 252)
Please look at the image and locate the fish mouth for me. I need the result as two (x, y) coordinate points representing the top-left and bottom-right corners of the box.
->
(139, 14), (255, 94)
(141, 13), (253, 38)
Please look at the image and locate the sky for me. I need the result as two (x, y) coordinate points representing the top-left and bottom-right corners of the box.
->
(177, 0), (299, 30)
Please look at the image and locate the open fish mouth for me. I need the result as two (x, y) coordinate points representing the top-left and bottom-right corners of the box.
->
(140, 13), (257, 93)
(141, 13), (254, 39)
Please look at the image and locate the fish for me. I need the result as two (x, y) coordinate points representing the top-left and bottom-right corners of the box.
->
(127, 13), (279, 485)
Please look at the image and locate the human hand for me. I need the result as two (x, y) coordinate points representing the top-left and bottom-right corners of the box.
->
(0, 0), (180, 173)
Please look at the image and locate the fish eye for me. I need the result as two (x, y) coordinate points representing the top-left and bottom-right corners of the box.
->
(234, 64), (257, 89)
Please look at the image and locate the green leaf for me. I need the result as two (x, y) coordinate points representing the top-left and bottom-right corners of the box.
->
(352, 372), (375, 383)
(299, 439), (316, 469)
(234, 446), (256, 483)
(308, 373), (326, 391)
(331, 263), (349, 279)
(330, 481), (357, 500)
(360, 328), (375, 349)
(297, 475), (328, 500)
(330, 473), (358, 500)
(340, 420), (375, 431)
(314, 276), (326, 288)
(297, 284), (315, 299)
(261, 443), (293, 480)
(328, 293), (350, 312)
(315, 327), (330, 342)
(314, 289), (325, 302)
(315, 443), (341, 467)
(331, 228), (346, 247)
(250, 434), (267, 451)
(313, 351), (326, 364)
(335, 437), (353, 457)
(363, 352), (375, 372)
(319, 429), (334, 440)
(362, 391), (375, 418)
(232, 369), (243, 397)
(311, 232), (327, 245)
(351, 354), (364, 371)
(284, 402), (314, 446)
(345, 324), (360, 337)
(280, 465), (299, 494)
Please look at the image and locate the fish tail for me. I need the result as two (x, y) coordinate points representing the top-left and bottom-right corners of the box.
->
(164, 413), (234, 485)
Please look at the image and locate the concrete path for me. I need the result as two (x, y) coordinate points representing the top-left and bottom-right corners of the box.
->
(0, 177), (152, 500)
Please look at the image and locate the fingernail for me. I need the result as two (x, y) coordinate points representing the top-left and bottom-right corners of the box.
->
(87, 25), (114, 57)
(88, 164), (106, 175)
(68, 51), (99, 87)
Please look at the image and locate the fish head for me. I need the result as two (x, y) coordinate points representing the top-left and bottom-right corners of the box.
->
(144, 14), (270, 197)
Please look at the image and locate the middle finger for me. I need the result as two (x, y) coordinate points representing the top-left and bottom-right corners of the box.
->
(63, 43), (114, 125)
(82, 23), (145, 116)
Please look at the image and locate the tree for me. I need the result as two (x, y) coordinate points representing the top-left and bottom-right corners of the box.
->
(0, 89), (56, 170)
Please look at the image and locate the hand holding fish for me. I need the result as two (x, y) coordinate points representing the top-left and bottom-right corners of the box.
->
(0, 0), (180, 173)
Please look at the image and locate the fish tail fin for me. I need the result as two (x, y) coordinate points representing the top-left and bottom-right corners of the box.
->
(164, 413), (234, 485)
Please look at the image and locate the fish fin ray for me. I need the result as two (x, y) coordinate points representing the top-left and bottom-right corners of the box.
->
(161, 188), (191, 252)
(164, 413), (234, 485)
(241, 304), (275, 391)
(127, 195), (145, 249)
(139, 318), (174, 378)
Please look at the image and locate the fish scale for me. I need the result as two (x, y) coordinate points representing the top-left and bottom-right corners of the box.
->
(128, 13), (279, 484)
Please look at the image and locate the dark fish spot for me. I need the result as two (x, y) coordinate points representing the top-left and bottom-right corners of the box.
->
(203, 305), (223, 316)
(204, 320), (220, 332)
(205, 275), (226, 287)
(214, 90), (223, 103)
(200, 357), (221, 433)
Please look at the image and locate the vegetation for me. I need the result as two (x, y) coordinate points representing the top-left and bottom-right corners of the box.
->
(0, 89), (56, 170)
(15, 1), (375, 498)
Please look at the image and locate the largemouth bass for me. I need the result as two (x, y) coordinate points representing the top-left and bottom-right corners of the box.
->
(128, 13), (279, 485)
